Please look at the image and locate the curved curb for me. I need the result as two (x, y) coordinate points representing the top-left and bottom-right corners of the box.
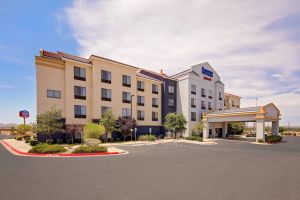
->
(0, 140), (127, 157)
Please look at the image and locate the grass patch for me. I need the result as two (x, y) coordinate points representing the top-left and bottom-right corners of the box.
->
(185, 136), (203, 142)
(28, 143), (67, 154)
(72, 145), (107, 153)
(138, 135), (156, 141)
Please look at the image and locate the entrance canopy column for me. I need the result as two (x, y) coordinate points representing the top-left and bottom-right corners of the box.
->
(256, 119), (265, 142)
(222, 122), (228, 137)
(272, 121), (279, 136)
(203, 121), (209, 139)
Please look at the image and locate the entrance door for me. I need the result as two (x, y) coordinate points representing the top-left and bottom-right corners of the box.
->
(216, 128), (223, 137)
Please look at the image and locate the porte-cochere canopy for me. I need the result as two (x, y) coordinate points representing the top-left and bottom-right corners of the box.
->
(202, 103), (281, 142)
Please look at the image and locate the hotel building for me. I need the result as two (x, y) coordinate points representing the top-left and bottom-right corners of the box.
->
(171, 62), (225, 137)
(37, 49), (273, 141)
(36, 50), (167, 139)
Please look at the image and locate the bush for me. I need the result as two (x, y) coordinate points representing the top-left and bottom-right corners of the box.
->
(138, 135), (156, 141)
(17, 124), (32, 135)
(84, 123), (106, 140)
(15, 135), (23, 141)
(72, 145), (107, 153)
(258, 139), (264, 143)
(266, 135), (283, 143)
(185, 136), (203, 142)
(29, 140), (39, 146)
(28, 143), (67, 154)
(25, 138), (30, 143)
(23, 134), (31, 140)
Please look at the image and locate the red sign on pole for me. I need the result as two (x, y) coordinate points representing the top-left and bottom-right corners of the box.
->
(19, 110), (29, 125)
(19, 110), (30, 118)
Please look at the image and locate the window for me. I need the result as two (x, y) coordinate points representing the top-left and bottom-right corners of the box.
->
(201, 101), (206, 109)
(208, 90), (212, 98)
(191, 98), (196, 108)
(152, 84), (158, 94)
(152, 111), (158, 121)
(122, 108), (131, 118)
(101, 88), (112, 101)
(168, 85), (175, 94)
(122, 75), (131, 87)
(152, 98), (158, 108)
(137, 110), (144, 120)
(201, 88), (206, 97)
(74, 86), (86, 100)
(47, 89), (61, 99)
(101, 70), (111, 83)
(218, 103), (222, 110)
(74, 66), (86, 81)
(219, 92), (222, 100)
(137, 96), (145, 106)
(74, 105), (86, 118)
(137, 81), (144, 92)
(168, 98), (174, 107)
(191, 84), (196, 94)
(232, 100), (235, 106)
(208, 102), (212, 110)
(122, 92), (131, 103)
(101, 106), (111, 116)
(191, 112), (196, 121)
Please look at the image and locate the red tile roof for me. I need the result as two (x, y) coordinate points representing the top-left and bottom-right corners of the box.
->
(57, 51), (90, 64)
(42, 50), (62, 60)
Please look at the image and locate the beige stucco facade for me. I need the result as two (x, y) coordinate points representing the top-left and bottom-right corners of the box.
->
(224, 93), (241, 110)
(35, 51), (162, 127)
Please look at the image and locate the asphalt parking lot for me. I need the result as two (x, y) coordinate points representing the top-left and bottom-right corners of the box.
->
(0, 135), (299, 200)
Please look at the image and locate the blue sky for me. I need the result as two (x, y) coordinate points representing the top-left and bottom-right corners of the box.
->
(0, 0), (300, 125)
(0, 0), (75, 124)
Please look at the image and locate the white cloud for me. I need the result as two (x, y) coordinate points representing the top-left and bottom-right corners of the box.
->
(64, 0), (300, 125)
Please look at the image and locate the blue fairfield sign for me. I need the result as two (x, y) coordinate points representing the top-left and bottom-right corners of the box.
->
(202, 67), (213, 77)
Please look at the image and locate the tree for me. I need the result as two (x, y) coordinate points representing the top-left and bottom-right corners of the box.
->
(10, 126), (16, 135)
(228, 122), (245, 135)
(100, 110), (116, 142)
(192, 122), (203, 139)
(164, 113), (187, 139)
(115, 117), (136, 141)
(17, 124), (32, 135)
(83, 123), (106, 140)
(36, 108), (65, 142)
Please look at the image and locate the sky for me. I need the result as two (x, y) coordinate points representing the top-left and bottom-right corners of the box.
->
(0, 0), (300, 126)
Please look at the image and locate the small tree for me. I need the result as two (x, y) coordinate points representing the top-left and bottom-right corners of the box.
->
(164, 113), (187, 139)
(36, 108), (65, 142)
(228, 122), (245, 135)
(100, 110), (116, 142)
(192, 122), (203, 139)
(116, 117), (136, 141)
(10, 126), (16, 135)
(83, 123), (106, 140)
(17, 124), (32, 135)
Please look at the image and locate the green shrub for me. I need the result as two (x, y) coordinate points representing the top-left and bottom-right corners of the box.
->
(15, 135), (23, 141)
(72, 145), (107, 153)
(185, 136), (203, 142)
(84, 123), (106, 140)
(23, 135), (31, 140)
(266, 135), (283, 143)
(258, 139), (264, 143)
(25, 138), (30, 143)
(138, 135), (156, 141)
(29, 140), (39, 146)
(17, 124), (32, 135)
(28, 143), (67, 154)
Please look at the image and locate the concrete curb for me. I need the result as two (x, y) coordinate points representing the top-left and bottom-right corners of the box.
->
(0, 140), (127, 157)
